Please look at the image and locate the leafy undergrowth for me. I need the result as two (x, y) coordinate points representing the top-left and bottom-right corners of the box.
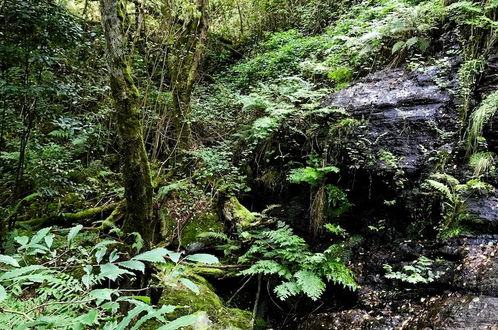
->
(0, 226), (221, 329)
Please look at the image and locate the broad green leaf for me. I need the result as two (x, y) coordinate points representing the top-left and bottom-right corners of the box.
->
(101, 301), (120, 313)
(165, 251), (182, 263)
(116, 302), (152, 330)
(30, 227), (52, 244)
(95, 247), (107, 264)
(131, 305), (176, 330)
(82, 274), (92, 288)
(78, 309), (98, 325)
(132, 248), (170, 263)
(179, 278), (200, 294)
(185, 253), (219, 264)
(99, 263), (133, 281)
(93, 239), (119, 251)
(157, 314), (199, 330)
(392, 40), (405, 54)
(68, 224), (83, 245)
(14, 236), (29, 246)
(0, 254), (20, 267)
(44, 234), (54, 249)
(118, 260), (145, 273)
(405, 36), (419, 49)
(89, 288), (116, 305)
(0, 285), (6, 303)
(130, 296), (150, 304)
(109, 249), (120, 263)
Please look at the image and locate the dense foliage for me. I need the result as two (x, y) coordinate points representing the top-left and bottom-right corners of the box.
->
(1, 0), (497, 328)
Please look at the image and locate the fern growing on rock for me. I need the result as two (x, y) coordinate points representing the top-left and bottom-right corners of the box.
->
(424, 173), (494, 238)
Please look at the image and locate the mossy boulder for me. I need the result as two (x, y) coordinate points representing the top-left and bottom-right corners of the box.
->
(182, 212), (224, 246)
(222, 196), (257, 229)
(157, 274), (252, 329)
(159, 208), (224, 247)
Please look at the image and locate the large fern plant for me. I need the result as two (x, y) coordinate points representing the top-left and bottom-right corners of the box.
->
(424, 173), (494, 238)
(238, 222), (357, 301)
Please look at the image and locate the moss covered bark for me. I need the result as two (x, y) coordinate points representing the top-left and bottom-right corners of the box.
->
(164, 0), (209, 150)
(100, 0), (154, 244)
(15, 203), (119, 229)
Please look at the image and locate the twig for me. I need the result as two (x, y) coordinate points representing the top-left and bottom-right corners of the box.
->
(252, 274), (262, 327)
(0, 308), (34, 322)
(27, 299), (92, 314)
(266, 280), (283, 311)
(227, 275), (253, 305)
(185, 263), (248, 269)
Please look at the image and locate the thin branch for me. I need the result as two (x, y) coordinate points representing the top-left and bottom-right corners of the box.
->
(227, 275), (253, 305)
(0, 308), (34, 322)
(27, 299), (93, 314)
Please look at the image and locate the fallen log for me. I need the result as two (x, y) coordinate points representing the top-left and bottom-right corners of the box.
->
(15, 202), (120, 229)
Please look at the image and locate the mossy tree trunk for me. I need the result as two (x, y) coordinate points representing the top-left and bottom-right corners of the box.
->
(100, 0), (154, 244)
(163, 0), (209, 150)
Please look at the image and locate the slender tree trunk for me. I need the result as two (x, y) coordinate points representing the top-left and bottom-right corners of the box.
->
(100, 0), (154, 245)
(167, 0), (209, 150)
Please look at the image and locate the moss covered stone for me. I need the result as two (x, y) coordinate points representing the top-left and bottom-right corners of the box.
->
(182, 212), (224, 246)
(222, 196), (257, 229)
(157, 274), (252, 329)
(159, 209), (224, 246)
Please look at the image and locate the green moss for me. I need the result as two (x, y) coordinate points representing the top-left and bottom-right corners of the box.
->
(156, 274), (252, 329)
(159, 208), (225, 246)
(182, 212), (224, 246)
(223, 197), (257, 229)
(159, 209), (175, 238)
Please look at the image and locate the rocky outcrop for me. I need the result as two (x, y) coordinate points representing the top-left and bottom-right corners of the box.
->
(326, 65), (458, 172)
(293, 58), (498, 329)
(480, 54), (498, 152)
(296, 236), (498, 329)
(404, 294), (498, 329)
(467, 193), (498, 227)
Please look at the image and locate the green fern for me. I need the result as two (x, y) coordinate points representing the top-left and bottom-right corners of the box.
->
(288, 166), (339, 186)
(467, 91), (498, 153)
(469, 152), (495, 177)
(426, 179), (454, 201)
(238, 221), (357, 301)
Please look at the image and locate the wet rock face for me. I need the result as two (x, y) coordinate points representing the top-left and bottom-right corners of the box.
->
(298, 309), (378, 329)
(345, 237), (498, 329)
(478, 53), (498, 97)
(405, 294), (498, 329)
(453, 237), (498, 297)
(467, 193), (498, 226)
(325, 67), (457, 172)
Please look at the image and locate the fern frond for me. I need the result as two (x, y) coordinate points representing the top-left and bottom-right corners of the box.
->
(274, 281), (300, 300)
(426, 179), (453, 201)
(294, 270), (325, 301)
